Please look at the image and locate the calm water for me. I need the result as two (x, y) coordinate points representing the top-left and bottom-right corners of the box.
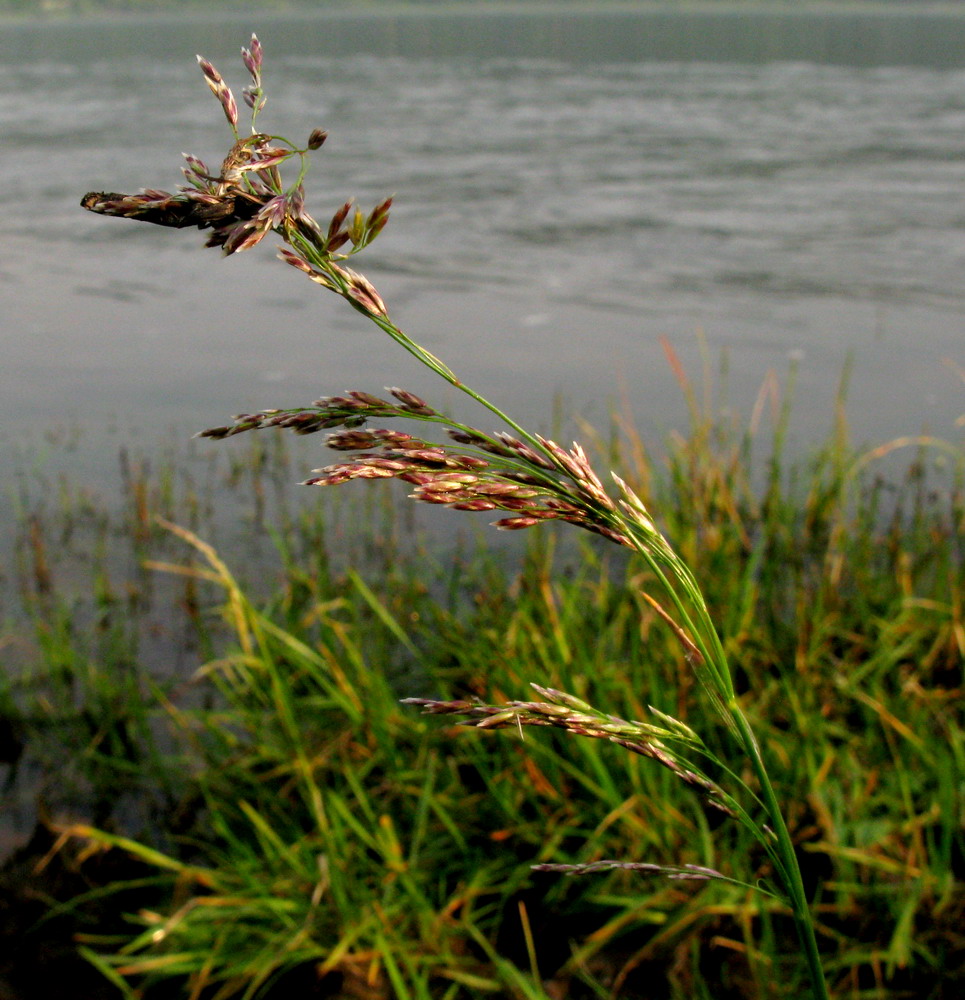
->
(1, 5), (964, 487)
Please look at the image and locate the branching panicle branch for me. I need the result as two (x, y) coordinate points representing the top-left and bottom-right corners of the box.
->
(403, 685), (738, 818)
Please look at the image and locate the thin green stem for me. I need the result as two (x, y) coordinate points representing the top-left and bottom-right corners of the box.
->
(289, 232), (577, 469)
(279, 146), (831, 1000)
(621, 522), (734, 700)
(630, 533), (827, 996)
(363, 310), (555, 457)
(729, 704), (830, 1000)
(360, 309), (829, 999)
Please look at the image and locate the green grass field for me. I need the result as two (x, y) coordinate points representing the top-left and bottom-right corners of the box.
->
(3, 367), (961, 999)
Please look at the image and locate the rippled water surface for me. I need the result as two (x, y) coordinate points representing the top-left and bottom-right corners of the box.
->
(2, 7), (963, 480)
(4, 4), (965, 859)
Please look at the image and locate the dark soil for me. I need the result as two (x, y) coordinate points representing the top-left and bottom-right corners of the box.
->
(0, 823), (143, 1000)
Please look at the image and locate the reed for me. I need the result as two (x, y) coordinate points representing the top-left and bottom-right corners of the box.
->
(21, 31), (957, 1000)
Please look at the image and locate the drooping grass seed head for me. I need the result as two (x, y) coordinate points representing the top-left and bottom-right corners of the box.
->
(248, 34), (263, 73)
(493, 516), (546, 530)
(336, 266), (388, 317)
(243, 87), (267, 115)
(366, 197), (393, 238)
(277, 249), (336, 289)
(197, 56), (239, 132)
(241, 37), (262, 83)
(307, 128), (328, 150)
(387, 388), (435, 415)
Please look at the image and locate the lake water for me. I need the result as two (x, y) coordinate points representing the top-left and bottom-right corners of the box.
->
(1, 4), (964, 494)
(2, 1), (965, 859)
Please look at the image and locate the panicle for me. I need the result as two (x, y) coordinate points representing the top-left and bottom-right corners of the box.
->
(86, 36), (395, 287)
(326, 429), (421, 451)
(532, 861), (726, 882)
(197, 55), (239, 130)
(277, 248), (335, 289)
(493, 516), (544, 530)
(239, 35), (265, 114)
(336, 266), (388, 317)
(241, 36), (262, 82)
(181, 153), (210, 178)
(401, 687), (736, 817)
(249, 34), (263, 71)
(387, 387), (435, 415)
(243, 87), (267, 113)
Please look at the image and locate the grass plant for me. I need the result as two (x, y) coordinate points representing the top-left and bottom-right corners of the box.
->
(4, 30), (961, 1000)
(5, 378), (963, 998)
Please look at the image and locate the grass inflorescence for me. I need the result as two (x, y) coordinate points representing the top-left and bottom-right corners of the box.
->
(4, 30), (961, 1000)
